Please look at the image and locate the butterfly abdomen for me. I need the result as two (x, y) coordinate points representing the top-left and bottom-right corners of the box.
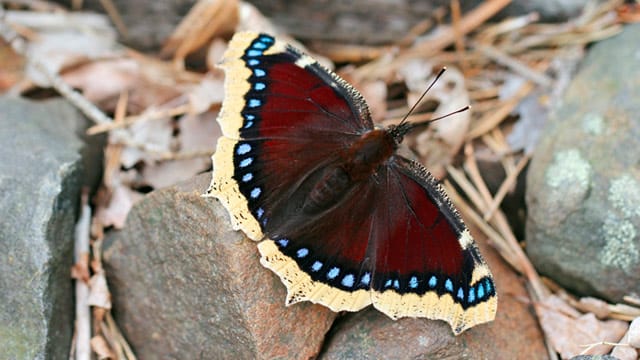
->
(303, 166), (350, 214)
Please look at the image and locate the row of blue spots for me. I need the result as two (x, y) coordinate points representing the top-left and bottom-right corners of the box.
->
(236, 142), (261, 201)
(375, 274), (493, 306)
(242, 35), (273, 130)
(273, 236), (497, 304)
(276, 239), (372, 290)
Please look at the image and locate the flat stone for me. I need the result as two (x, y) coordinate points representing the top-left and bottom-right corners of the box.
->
(526, 24), (640, 302)
(0, 95), (96, 359)
(103, 173), (336, 359)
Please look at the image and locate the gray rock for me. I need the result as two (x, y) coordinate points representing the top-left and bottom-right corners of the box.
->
(73, 0), (197, 51)
(526, 24), (640, 302)
(0, 96), (96, 359)
(103, 173), (336, 359)
(250, 0), (594, 45)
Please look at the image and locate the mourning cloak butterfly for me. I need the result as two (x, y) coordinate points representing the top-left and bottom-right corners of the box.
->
(205, 32), (497, 334)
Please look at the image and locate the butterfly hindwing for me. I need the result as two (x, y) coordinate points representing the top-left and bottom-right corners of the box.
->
(369, 156), (497, 334)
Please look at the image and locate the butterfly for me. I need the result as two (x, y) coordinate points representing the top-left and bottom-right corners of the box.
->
(205, 32), (497, 335)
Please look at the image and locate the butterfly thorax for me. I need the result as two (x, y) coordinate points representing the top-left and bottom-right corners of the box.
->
(303, 129), (395, 214)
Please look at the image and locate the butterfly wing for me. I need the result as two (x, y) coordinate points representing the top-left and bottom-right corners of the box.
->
(206, 32), (373, 240)
(368, 156), (497, 334)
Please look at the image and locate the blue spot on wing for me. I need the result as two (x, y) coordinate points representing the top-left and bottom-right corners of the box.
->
(341, 274), (355, 287)
(239, 157), (253, 167)
(477, 283), (485, 299)
(327, 267), (340, 279)
(236, 143), (251, 155)
(360, 272), (370, 286)
(311, 261), (323, 272)
(445, 279), (454, 293)
(277, 238), (289, 247)
(242, 173), (253, 182)
(253, 42), (267, 49)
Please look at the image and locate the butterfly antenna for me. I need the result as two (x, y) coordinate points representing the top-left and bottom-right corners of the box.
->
(391, 67), (470, 140)
(398, 67), (447, 127)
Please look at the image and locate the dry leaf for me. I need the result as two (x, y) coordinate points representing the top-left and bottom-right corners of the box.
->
(237, 1), (280, 35)
(142, 111), (219, 189)
(62, 59), (139, 103)
(119, 115), (174, 168)
(188, 74), (225, 114)
(628, 317), (640, 348)
(537, 295), (629, 358)
(4, 11), (119, 87)
(90, 335), (115, 359)
(578, 297), (612, 319)
(94, 184), (143, 229)
(88, 271), (112, 309)
(70, 253), (90, 283)
(357, 79), (388, 122)
(610, 344), (638, 360)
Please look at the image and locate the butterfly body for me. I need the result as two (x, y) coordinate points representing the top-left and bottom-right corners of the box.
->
(206, 32), (497, 335)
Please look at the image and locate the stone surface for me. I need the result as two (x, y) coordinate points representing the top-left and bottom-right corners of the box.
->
(0, 95), (97, 359)
(320, 229), (547, 359)
(250, 0), (592, 45)
(103, 173), (336, 359)
(69, 0), (197, 51)
(526, 24), (640, 302)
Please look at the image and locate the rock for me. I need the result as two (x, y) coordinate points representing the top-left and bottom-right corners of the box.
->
(493, 0), (594, 21)
(71, 0), (197, 51)
(570, 356), (620, 360)
(0, 95), (98, 359)
(526, 24), (640, 302)
(250, 0), (592, 45)
(103, 173), (336, 359)
(320, 229), (547, 359)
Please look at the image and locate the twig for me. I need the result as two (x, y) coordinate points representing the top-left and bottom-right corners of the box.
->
(354, 0), (513, 80)
(472, 42), (553, 87)
(98, 0), (128, 37)
(87, 104), (191, 135)
(466, 80), (535, 140)
(106, 312), (137, 360)
(74, 190), (92, 360)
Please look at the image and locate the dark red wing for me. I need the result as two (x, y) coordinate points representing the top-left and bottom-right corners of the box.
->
(208, 33), (373, 240)
(367, 156), (496, 333)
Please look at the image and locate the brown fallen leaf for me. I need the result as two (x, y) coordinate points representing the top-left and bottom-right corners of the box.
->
(88, 271), (112, 310)
(536, 295), (629, 358)
(94, 184), (143, 229)
(90, 335), (115, 360)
